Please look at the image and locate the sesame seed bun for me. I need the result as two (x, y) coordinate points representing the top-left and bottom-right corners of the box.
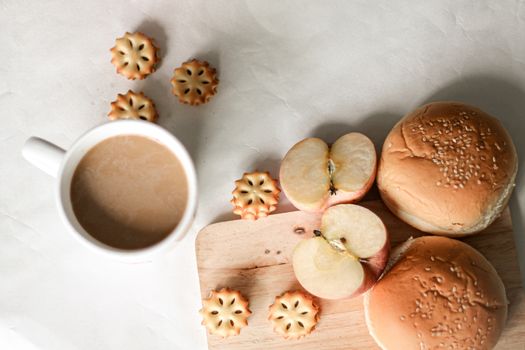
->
(377, 101), (518, 235)
(364, 236), (507, 350)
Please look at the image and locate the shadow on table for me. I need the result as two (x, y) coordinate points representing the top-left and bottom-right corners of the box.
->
(309, 113), (401, 142)
(248, 154), (281, 179)
(422, 74), (525, 285)
(308, 111), (401, 154)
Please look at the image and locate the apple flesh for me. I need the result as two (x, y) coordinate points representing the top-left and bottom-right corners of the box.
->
(292, 204), (389, 299)
(280, 133), (376, 212)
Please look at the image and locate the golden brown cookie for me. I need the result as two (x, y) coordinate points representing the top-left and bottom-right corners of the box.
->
(110, 32), (159, 80)
(268, 291), (319, 339)
(199, 288), (251, 338)
(231, 171), (280, 220)
(170, 59), (219, 105)
(108, 90), (158, 122)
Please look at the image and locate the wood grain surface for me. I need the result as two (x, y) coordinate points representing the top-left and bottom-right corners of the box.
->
(196, 201), (525, 349)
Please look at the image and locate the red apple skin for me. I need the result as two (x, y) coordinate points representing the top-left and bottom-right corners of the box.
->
(347, 234), (390, 298)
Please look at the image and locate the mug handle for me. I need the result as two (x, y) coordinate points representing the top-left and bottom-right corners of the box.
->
(22, 137), (66, 178)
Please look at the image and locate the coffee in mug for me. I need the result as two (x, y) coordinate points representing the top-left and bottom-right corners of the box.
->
(70, 135), (188, 250)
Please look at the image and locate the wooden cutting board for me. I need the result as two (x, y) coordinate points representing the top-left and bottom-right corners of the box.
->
(196, 200), (525, 349)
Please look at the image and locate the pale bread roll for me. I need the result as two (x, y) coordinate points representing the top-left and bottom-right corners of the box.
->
(378, 101), (517, 235)
(364, 236), (507, 350)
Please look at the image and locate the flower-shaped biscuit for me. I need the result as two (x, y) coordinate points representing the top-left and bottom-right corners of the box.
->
(110, 32), (159, 80)
(170, 59), (219, 105)
(231, 171), (280, 220)
(268, 291), (319, 339)
(108, 90), (158, 122)
(199, 288), (251, 338)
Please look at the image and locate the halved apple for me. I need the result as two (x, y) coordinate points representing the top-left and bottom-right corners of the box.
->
(292, 204), (389, 299)
(279, 133), (376, 212)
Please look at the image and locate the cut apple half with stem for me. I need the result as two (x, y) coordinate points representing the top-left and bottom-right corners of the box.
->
(292, 204), (389, 300)
(280, 133), (376, 212)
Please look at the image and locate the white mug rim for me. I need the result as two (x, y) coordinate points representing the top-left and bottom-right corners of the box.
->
(55, 120), (197, 262)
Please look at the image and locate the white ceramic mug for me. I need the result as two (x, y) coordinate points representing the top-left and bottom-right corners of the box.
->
(22, 120), (198, 262)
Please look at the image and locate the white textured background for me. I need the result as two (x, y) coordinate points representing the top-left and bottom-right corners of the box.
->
(1, 1), (524, 349)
